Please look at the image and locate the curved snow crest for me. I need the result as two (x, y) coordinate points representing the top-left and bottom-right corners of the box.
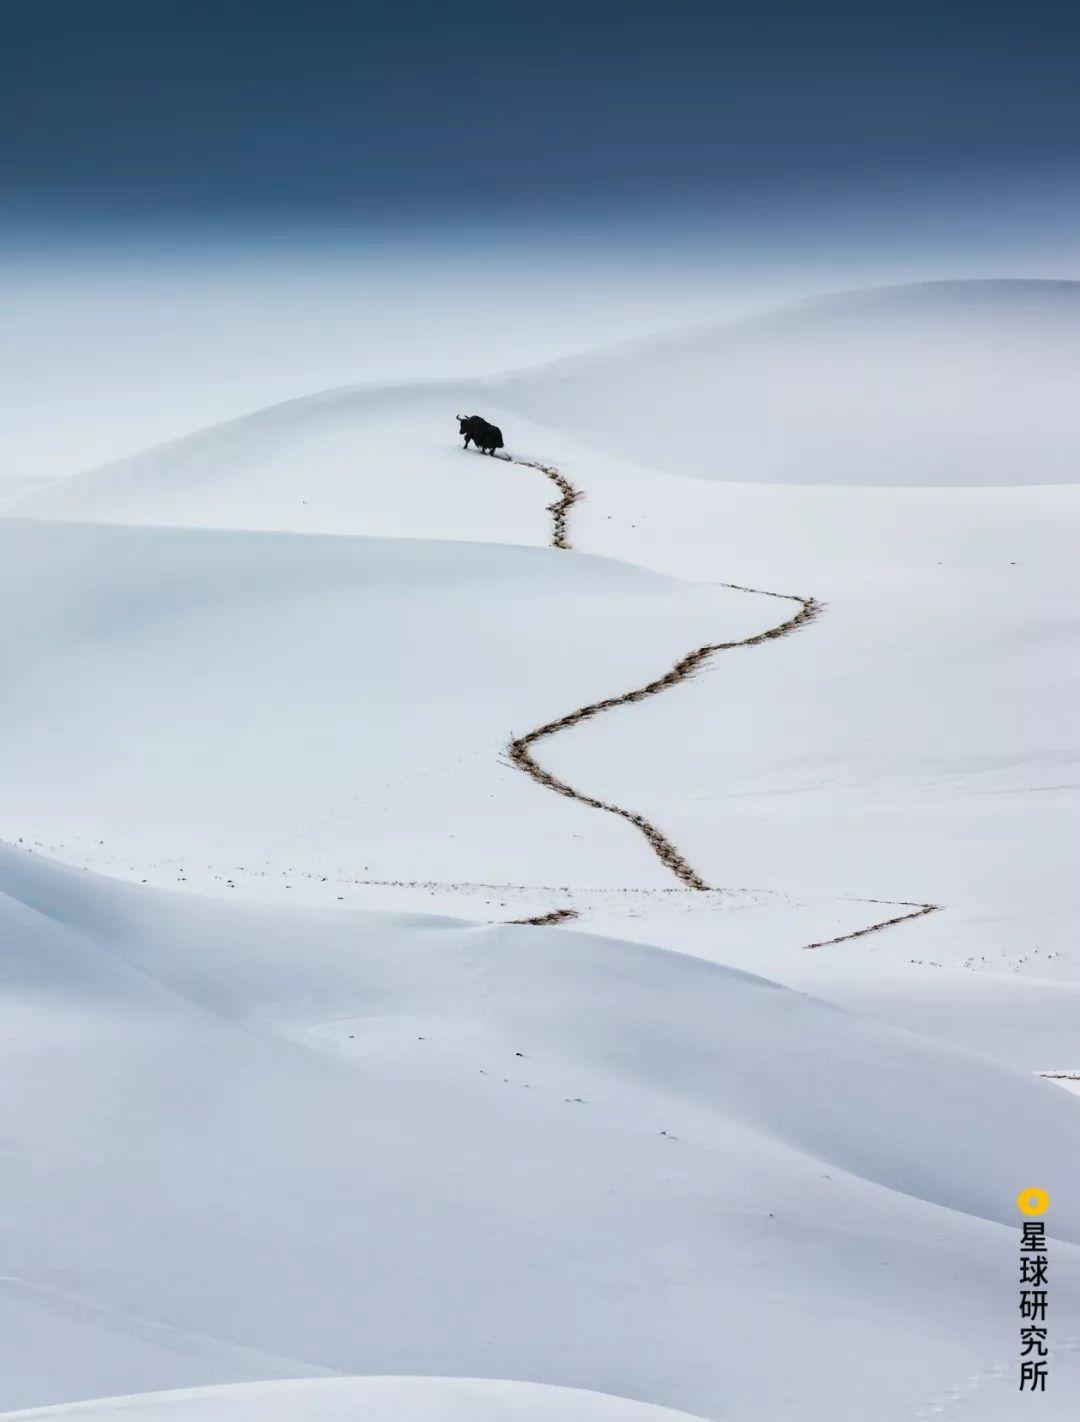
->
(8, 381), (463, 508)
(0, 1377), (711, 1422)
(0, 515), (766, 901)
(489, 278), (1080, 486)
(491, 279), (1080, 380)
(3, 384), (539, 543)
(13, 279), (1080, 530)
(3, 842), (1079, 1243)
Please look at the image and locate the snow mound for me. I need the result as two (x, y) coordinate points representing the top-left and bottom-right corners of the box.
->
(3, 843), (1080, 1418)
(17, 281), (1080, 535)
(490, 279), (1080, 485)
(4, 385), (547, 542)
(0, 1377), (707, 1422)
(0, 516), (766, 892)
(4, 841), (1079, 1234)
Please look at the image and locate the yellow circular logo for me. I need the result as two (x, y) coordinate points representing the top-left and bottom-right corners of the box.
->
(1018, 1187), (1050, 1216)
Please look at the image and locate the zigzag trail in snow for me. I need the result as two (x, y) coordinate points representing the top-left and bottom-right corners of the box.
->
(804, 898), (940, 950)
(508, 583), (822, 891)
(488, 448), (941, 949)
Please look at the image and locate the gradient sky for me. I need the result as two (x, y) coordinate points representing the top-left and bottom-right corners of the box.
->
(5, 0), (1080, 233)
(5, 1), (1080, 481)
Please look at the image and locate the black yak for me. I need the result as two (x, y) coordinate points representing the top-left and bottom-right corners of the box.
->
(458, 414), (504, 456)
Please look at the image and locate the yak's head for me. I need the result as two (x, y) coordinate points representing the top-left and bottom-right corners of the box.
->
(457, 415), (469, 433)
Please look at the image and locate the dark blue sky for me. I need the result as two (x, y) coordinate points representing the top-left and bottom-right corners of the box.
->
(4, 0), (1079, 234)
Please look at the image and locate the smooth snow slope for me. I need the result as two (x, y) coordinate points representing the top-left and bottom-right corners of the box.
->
(14, 281), (1080, 540)
(3, 277), (1080, 1421)
(3, 845), (1080, 1421)
(5, 386), (544, 544)
(490, 280), (1080, 485)
(0, 517), (766, 891)
(4, 297), (1079, 1069)
(0, 1378), (707, 1422)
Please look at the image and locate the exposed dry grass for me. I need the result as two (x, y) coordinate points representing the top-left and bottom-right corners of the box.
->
(803, 900), (941, 950)
(508, 907), (581, 927)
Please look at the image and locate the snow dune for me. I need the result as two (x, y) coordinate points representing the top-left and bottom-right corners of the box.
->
(4, 292), (1079, 1065)
(3, 844), (1079, 1419)
(0, 1378), (707, 1422)
(5, 387), (543, 544)
(490, 279), (1080, 485)
(0, 517), (765, 892)
(3, 278), (1080, 1421)
(13, 280), (1080, 542)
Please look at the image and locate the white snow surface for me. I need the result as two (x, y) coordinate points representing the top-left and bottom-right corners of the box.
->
(6, 386), (544, 543)
(4, 279), (1080, 1420)
(2, 845), (1079, 1421)
(490, 279), (1080, 485)
(0, 1378), (705, 1422)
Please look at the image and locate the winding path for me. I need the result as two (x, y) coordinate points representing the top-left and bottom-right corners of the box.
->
(508, 585), (822, 891)
(479, 447), (940, 947)
(494, 451), (581, 549)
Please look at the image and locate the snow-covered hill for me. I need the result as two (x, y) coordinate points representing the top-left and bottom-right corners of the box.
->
(4, 385), (1077, 1065)
(3, 845), (1079, 1419)
(4, 387), (543, 541)
(0, 516), (767, 892)
(0, 1378), (710, 1422)
(12, 281), (1080, 537)
(491, 280), (1080, 485)
(3, 278), (1079, 1421)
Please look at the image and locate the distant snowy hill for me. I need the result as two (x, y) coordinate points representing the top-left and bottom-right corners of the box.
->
(10, 282), (1080, 533)
(490, 280), (1080, 484)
